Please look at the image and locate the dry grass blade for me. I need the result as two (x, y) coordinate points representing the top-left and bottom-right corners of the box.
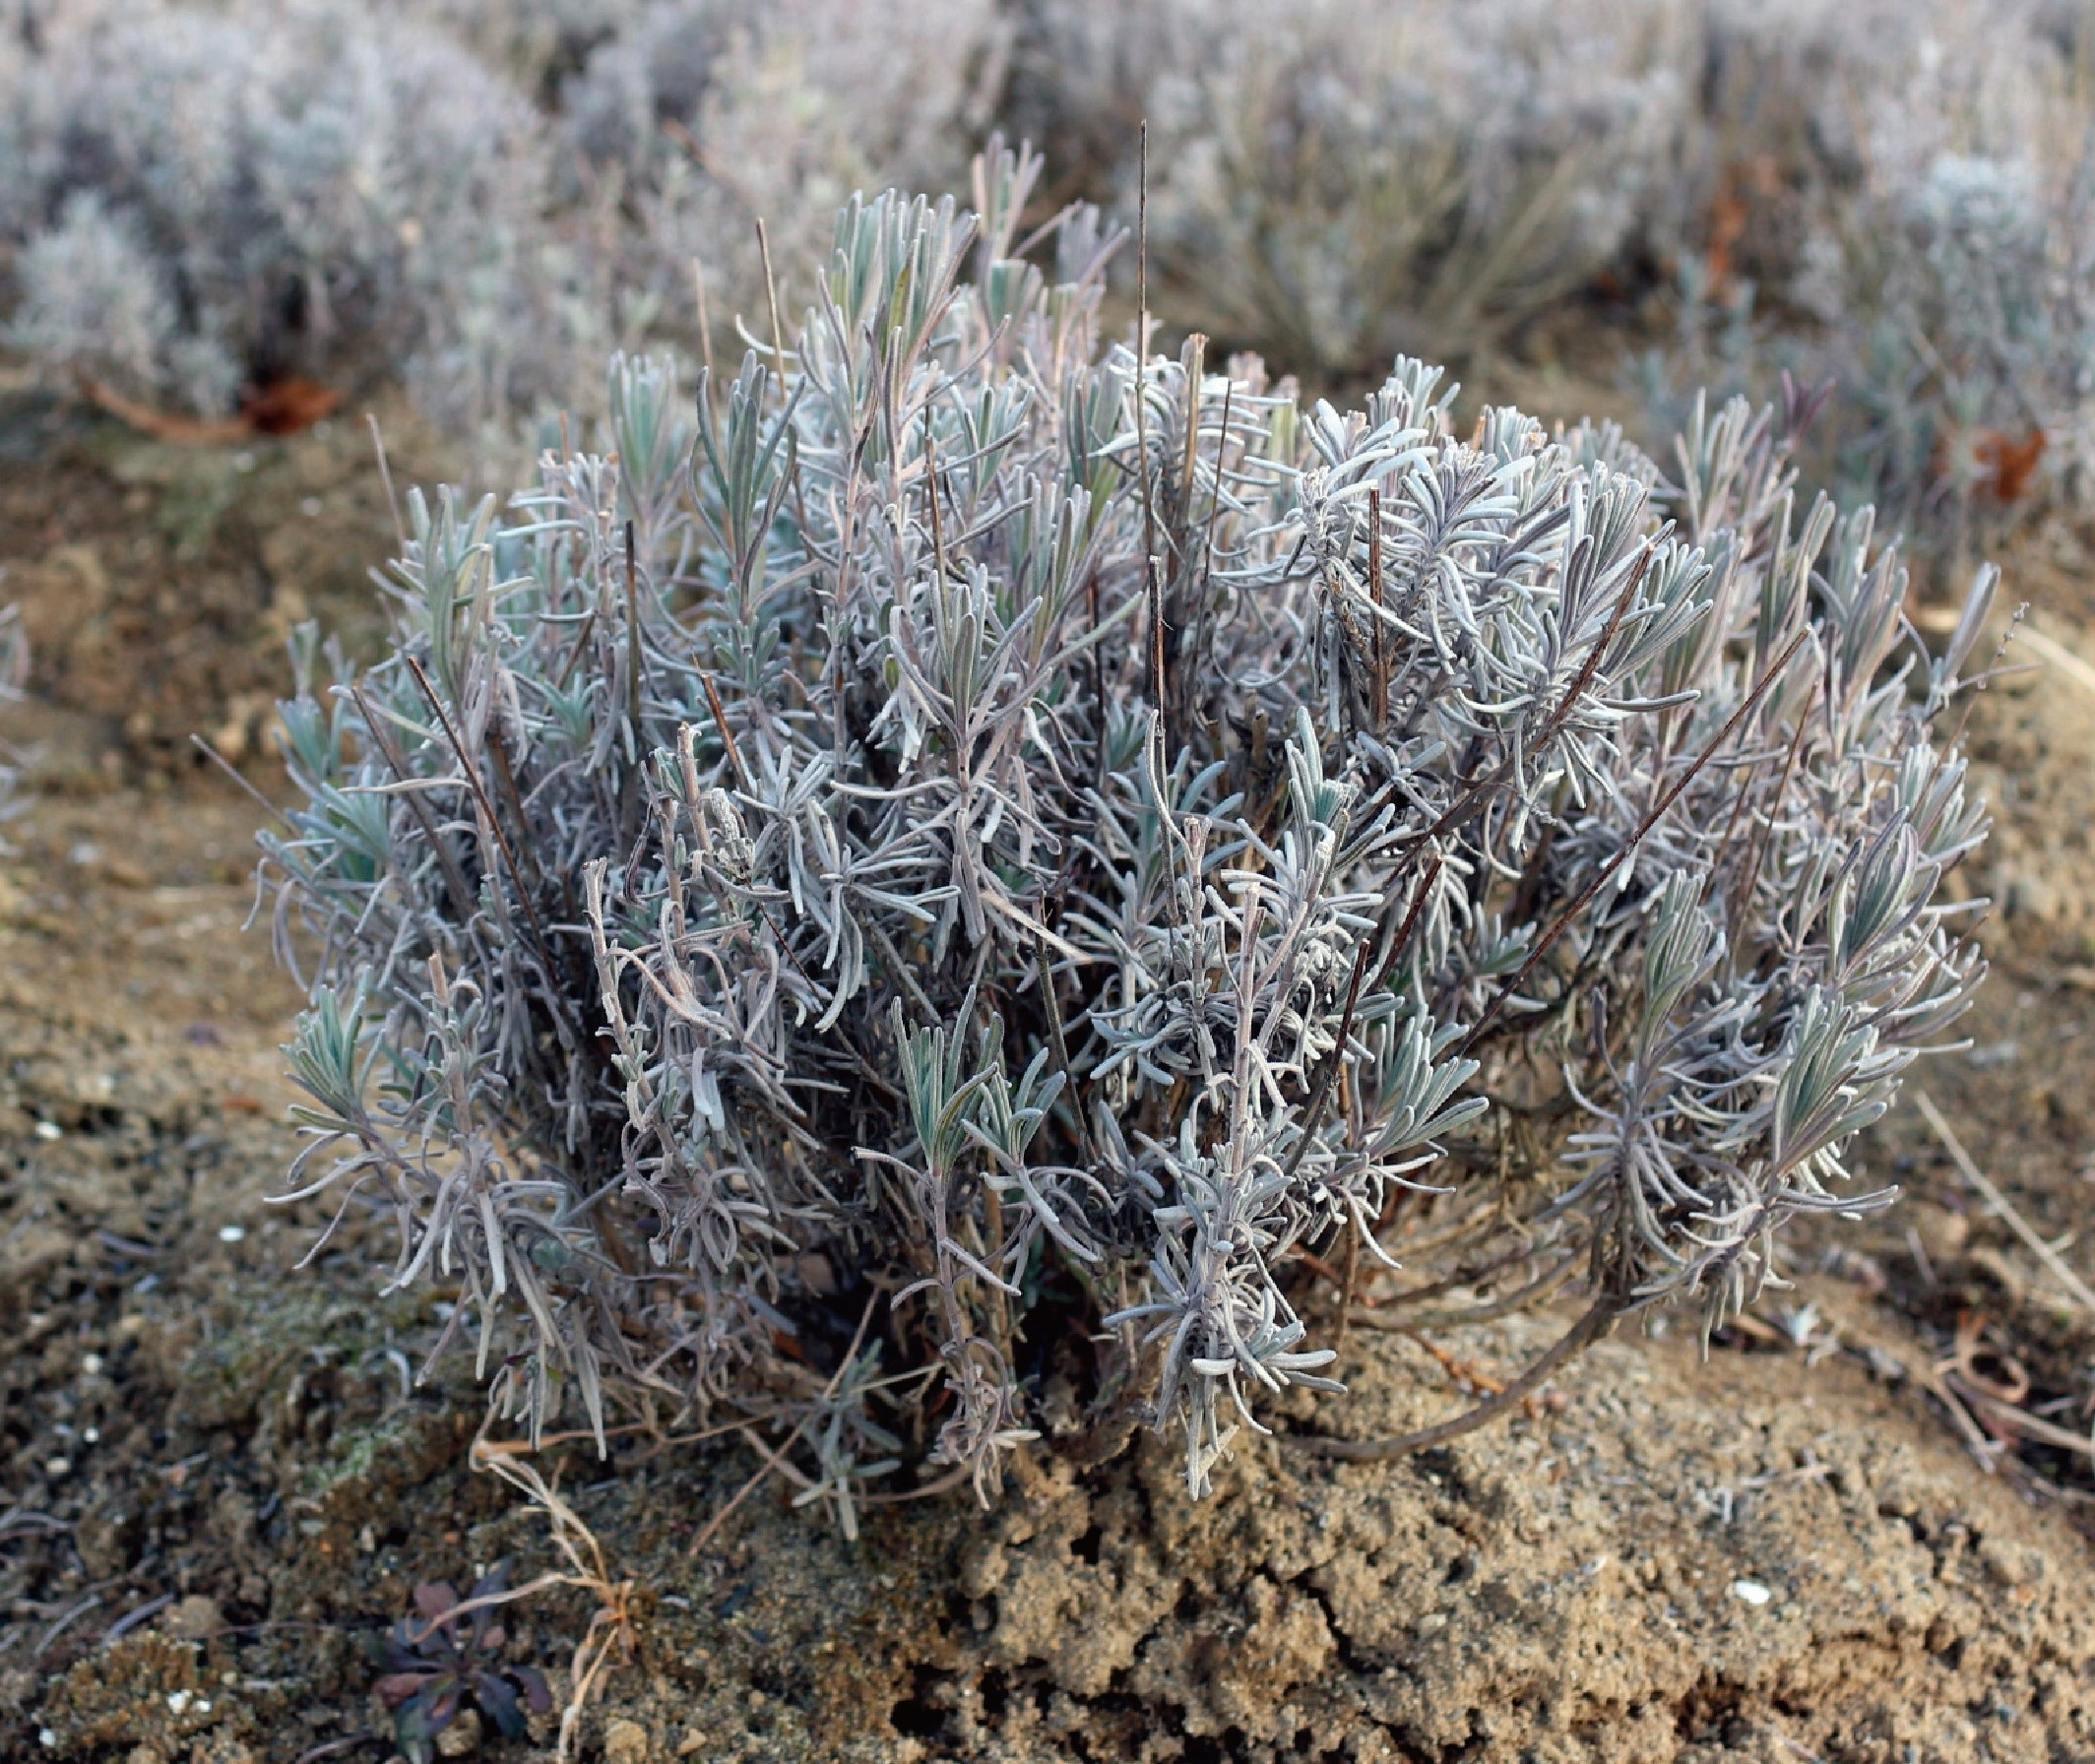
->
(1916, 1091), (2095, 1316)
(471, 1439), (640, 1763)
(2016, 624), (2095, 699)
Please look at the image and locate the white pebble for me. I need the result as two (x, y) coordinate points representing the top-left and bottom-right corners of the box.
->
(166, 1689), (193, 1715)
(1730, 1578), (1772, 1606)
(219, 1225), (246, 1243)
(33, 1121), (61, 1141)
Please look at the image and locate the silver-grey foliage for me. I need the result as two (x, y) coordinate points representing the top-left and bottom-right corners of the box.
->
(267, 149), (1994, 1507)
(12, 0), (2090, 527)
(0, 605), (24, 831)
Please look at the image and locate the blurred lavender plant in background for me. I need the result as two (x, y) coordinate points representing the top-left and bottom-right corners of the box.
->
(1011, 0), (1692, 378)
(0, 0), (598, 440)
(4, 0), (2092, 555)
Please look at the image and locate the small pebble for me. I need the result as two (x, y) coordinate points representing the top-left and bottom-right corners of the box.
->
(603, 1717), (651, 1764)
(81, 1354), (103, 1375)
(45, 1457), (70, 1479)
(1731, 1578), (1772, 1606)
(33, 1121), (61, 1141)
(219, 1225), (246, 1243)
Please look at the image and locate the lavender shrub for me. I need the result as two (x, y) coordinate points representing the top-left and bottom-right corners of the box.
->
(267, 149), (1993, 1510)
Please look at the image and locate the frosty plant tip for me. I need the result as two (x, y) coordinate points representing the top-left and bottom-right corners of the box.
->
(265, 143), (1995, 1509)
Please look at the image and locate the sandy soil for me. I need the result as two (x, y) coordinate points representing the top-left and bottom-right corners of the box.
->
(2, 391), (2093, 1764)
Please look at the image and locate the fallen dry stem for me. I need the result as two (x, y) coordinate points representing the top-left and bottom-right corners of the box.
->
(1286, 1295), (1616, 1462)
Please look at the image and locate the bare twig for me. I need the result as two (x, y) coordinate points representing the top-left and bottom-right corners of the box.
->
(1285, 1295), (1615, 1462)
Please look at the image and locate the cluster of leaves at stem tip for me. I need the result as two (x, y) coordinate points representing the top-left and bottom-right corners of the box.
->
(266, 142), (1996, 1512)
(371, 1563), (551, 1764)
